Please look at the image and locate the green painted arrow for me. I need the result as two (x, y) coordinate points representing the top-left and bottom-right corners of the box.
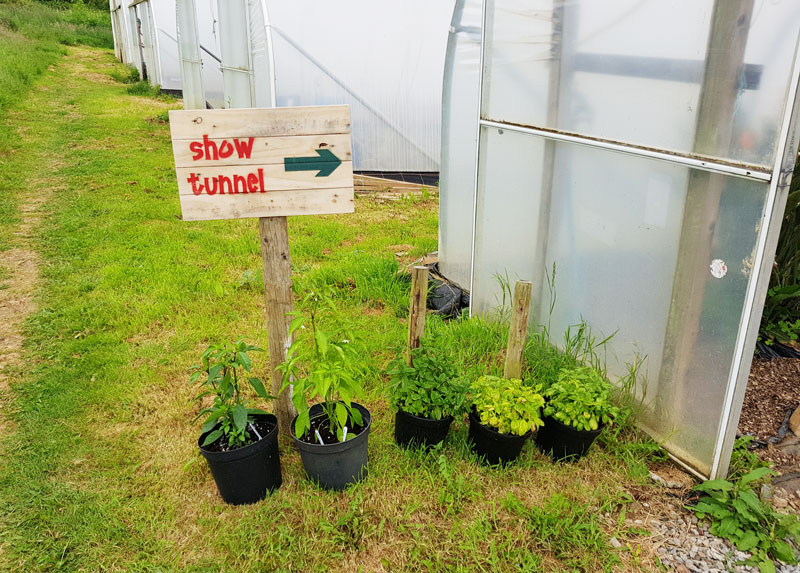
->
(284, 148), (342, 177)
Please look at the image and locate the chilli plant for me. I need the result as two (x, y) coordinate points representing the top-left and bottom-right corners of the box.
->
(543, 366), (621, 432)
(190, 339), (274, 449)
(279, 290), (364, 443)
(388, 340), (469, 420)
(471, 375), (545, 436)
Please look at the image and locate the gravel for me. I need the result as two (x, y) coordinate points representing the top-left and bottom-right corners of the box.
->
(645, 507), (800, 572)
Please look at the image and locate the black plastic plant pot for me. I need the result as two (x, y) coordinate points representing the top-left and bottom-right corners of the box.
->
(394, 409), (453, 449)
(467, 409), (530, 466)
(198, 413), (282, 505)
(534, 414), (603, 462)
(292, 402), (371, 491)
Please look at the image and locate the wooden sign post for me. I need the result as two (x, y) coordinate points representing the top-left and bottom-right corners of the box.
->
(169, 105), (354, 434)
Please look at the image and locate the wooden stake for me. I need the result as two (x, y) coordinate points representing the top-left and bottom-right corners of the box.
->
(406, 266), (429, 366)
(259, 215), (297, 435)
(504, 281), (533, 380)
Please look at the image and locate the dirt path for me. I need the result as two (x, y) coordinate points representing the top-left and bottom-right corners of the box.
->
(0, 165), (48, 436)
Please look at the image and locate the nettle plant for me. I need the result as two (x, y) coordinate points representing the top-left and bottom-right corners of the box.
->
(690, 467), (800, 571)
(279, 290), (363, 442)
(190, 339), (273, 449)
(471, 375), (545, 436)
(388, 341), (469, 420)
(543, 366), (620, 432)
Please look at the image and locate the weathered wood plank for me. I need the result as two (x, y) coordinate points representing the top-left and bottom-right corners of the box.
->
(172, 133), (352, 168)
(179, 187), (354, 221)
(175, 162), (354, 196)
(169, 105), (350, 140)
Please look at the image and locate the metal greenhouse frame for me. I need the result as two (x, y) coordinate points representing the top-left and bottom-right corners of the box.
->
(439, 0), (800, 479)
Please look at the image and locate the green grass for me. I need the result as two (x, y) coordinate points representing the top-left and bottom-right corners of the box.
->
(0, 1), (111, 251)
(0, 40), (672, 572)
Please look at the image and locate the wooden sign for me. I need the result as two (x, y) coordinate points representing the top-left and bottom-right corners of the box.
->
(169, 105), (354, 221)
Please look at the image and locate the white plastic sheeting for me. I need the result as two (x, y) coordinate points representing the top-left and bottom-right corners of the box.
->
(113, 0), (452, 171)
(440, 0), (800, 478)
(168, 0), (453, 171)
(264, 0), (453, 171)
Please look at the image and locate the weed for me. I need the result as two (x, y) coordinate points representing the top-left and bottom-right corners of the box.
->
(108, 64), (139, 84)
(690, 467), (800, 570)
(126, 80), (165, 99)
(234, 269), (261, 291)
(505, 491), (622, 571)
(728, 435), (772, 482)
(436, 454), (477, 516)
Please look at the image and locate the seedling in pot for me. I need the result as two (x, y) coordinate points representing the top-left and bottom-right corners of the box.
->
(389, 339), (469, 448)
(468, 376), (545, 466)
(190, 338), (275, 450)
(543, 366), (620, 432)
(388, 340), (468, 421)
(278, 290), (365, 444)
(190, 338), (283, 504)
(471, 375), (545, 436)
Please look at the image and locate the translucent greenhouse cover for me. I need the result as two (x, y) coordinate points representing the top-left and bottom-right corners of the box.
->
(149, 0), (182, 92)
(172, 0), (453, 171)
(441, 0), (800, 478)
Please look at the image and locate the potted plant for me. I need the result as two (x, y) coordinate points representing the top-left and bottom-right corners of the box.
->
(535, 365), (621, 462)
(468, 375), (545, 465)
(279, 291), (371, 490)
(388, 340), (469, 449)
(190, 339), (282, 505)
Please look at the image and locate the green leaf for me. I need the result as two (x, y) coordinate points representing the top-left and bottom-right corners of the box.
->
(294, 409), (310, 438)
(288, 316), (304, 335)
(740, 467), (775, 486)
(335, 402), (347, 428)
(249, 377), (271, 400)
(201, 416), (220, 433)
(201, 429), (223, 447)
(349, 406), (363, 426)
(233, 404), (247, 431)
(759, 559), (776, 573)
(694, 479), (734, 493)
(315, 330), (329, 356)
(237, 351), (251, 371)
(772, 540), (797, 564)
(736, 530), (759, 552)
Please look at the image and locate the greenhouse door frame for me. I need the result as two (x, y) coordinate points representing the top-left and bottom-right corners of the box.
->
(469, 0), (800, 480)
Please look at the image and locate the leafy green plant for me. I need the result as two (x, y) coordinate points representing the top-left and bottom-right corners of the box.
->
(190, 339), (273, 449)
(690, 467), (800, 572)
(470, 375), (545, 436)
(728, 435), (772, 482)
(279, 290), (364, 442)
(388, 340), (468, 420)
(543, 366), (621, 432)
(759, 168), (800, 349)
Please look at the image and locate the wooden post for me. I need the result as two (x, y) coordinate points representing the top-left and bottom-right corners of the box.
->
(504, 281), (533, 380)
(406, 266), (429, 365)
(259, 215), (296, 434)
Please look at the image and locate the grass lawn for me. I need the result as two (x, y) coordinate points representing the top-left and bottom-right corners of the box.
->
(0, 15), (672, 572)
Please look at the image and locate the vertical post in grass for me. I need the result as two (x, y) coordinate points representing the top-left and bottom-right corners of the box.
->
(504, 280), (533, 379)
(407, 266), (429, 366)
(259, 216), (297, 434)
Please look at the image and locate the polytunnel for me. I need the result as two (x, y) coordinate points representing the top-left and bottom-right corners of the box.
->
(172, 0), (453, 172)
(439, 0), (800, 479)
